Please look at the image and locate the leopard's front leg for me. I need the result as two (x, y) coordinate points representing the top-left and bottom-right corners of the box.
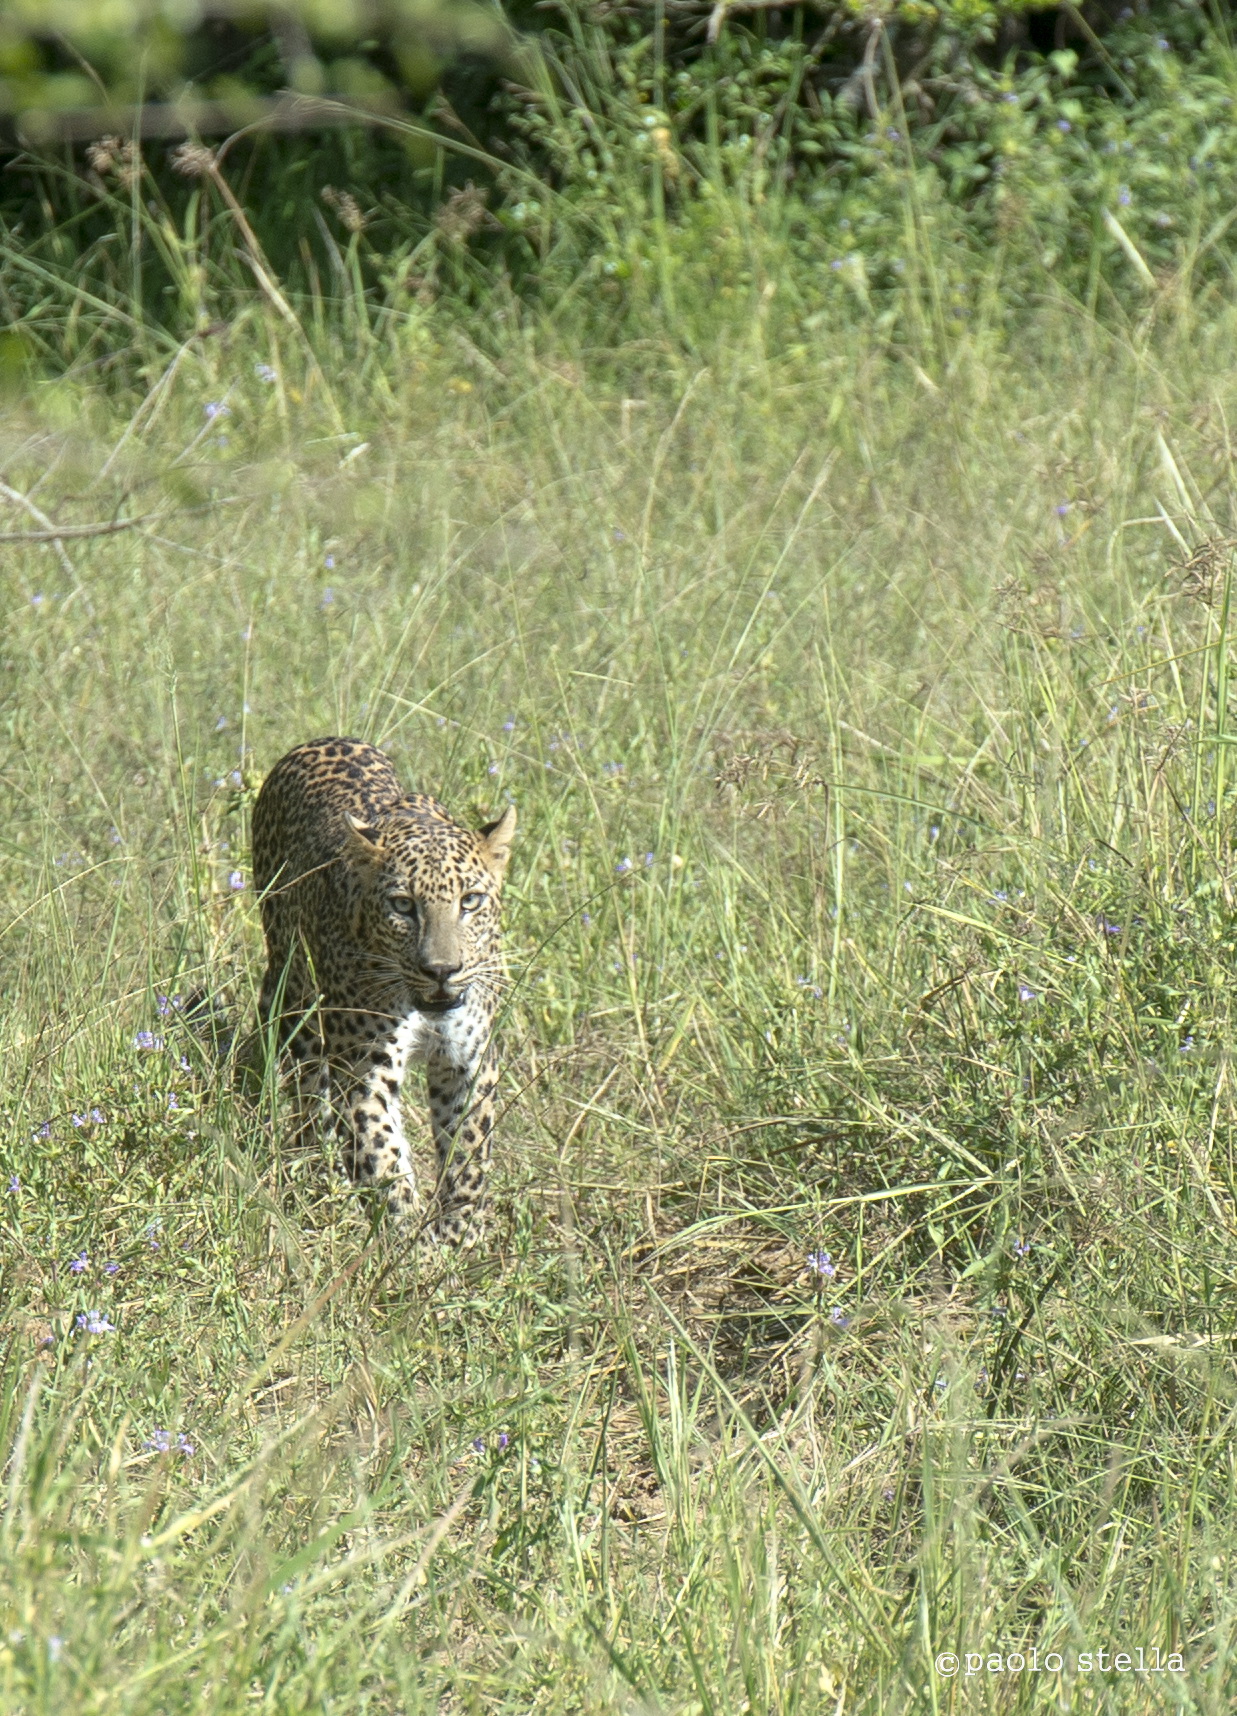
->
(425, 1035), (500, 1248)
(323, 1010), (422, 1237)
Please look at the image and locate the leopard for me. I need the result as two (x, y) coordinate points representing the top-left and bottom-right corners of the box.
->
(250, 736), (517, 1251)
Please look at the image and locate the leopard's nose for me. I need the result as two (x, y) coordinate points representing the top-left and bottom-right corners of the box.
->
(419, 958), (462, 985)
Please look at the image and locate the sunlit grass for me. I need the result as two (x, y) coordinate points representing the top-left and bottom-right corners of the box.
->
(4, 285), (1237, 1711)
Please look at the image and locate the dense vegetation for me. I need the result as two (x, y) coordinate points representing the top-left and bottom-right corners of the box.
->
(4, 4), (1237, 1713)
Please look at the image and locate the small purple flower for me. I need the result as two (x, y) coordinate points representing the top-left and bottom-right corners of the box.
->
(134, 1032), (164, 1051)
(1018, 984), (1038, 1003)
(1013, 1238), (1032, 1258)
(157, 994), (183, 1017)
(1118, 186), (1131, 207)
(1056, 118), (1071, 133)
(33, 1121), (51, 1140)
(886, 127), (900, 141)
(179, 1056), (191, 1074)
(177, 1433), (195, 1455)
(612, 528), (626, 542)
(324, 554), (335, 570)
(144, 1428), (171, 1453)
(7, 1175), (19, 1193)
(104, 1262), (120, 1276)
(31, 591), (45, 606)
(1099, 918), (1122, 936)
(1054, 502), (1071, 516)
(68, 1250), (89, 1275)
(488, 763), (499, 776)
(204, 401), (230, 421)
(1002, 92), (1018, 104)
(498, 1432), (509, 1449)
(255, 362), (277, 383)
(616, 857), (634, 874)
(643, 852), (655, 868)
(806, 1250), (835, 1278)
(320, 588), (335, 608)
(829, 1307), (850, 1328)
(214, 714), (228, 732)
(167, 1093), (179, 1111)
(472, 1437), (485, 1454)
(580, 910), (591, 925)
(502, 719), (515, 732)
(228, 871), (244, 891)
(76, 1311), (114, 1334)
(71, 1113), (87, 1128)
(1179, 1035), (1196, 1053)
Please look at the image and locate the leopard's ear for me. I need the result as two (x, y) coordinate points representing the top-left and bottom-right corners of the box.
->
(479, 804), (517, 877)
(345, 812), (385, 864)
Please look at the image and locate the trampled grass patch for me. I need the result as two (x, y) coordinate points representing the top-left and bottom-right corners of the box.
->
(3, 303), (1237, 1711)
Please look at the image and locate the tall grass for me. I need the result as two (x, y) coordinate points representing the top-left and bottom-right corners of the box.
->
(5, 138), (1237, 1709)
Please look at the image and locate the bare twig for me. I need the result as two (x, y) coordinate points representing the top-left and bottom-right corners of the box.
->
(0, 512), (161, 544)
(0, 480), (74, 576)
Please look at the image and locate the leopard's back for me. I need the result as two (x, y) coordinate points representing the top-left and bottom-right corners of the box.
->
(252, 736), (448, 898)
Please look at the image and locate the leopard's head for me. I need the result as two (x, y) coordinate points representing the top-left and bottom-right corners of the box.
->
(345, 804), (516, 1012)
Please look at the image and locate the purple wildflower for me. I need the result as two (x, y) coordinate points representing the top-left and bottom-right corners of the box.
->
(104, 1262), (120, 1276)
(76, 1311), (114, 1334)
(204, 402), (230, 421)
(806, 1250), (836, 1278)
(134, 1032), (164, 1051)
(255, 363), (277, 383)
(33, 1121), (51, 1140)
(228, 871), (244, 891)
(498, 1432), (509, 1449)
(1013, 1238), (1032, 1259)
(7, 1175), (18, 1193)
(1018, 984), (1038, 1003)
(616, 857), (634, 874)
(472, 1437), (486, 1454)
(829, 1307), (850, 1328)
(324, 554), (335, 570)
(89, 1109), (104, 1125)
(68, 1250), (89, 1275)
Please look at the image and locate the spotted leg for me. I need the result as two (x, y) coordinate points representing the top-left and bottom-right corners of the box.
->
(425, 1038), (500, 1247)
(322, 1010), (422, 1235)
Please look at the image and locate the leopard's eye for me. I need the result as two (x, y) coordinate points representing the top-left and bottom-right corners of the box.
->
(389, 895), (416, 917)
(460, 891), (487, 914)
